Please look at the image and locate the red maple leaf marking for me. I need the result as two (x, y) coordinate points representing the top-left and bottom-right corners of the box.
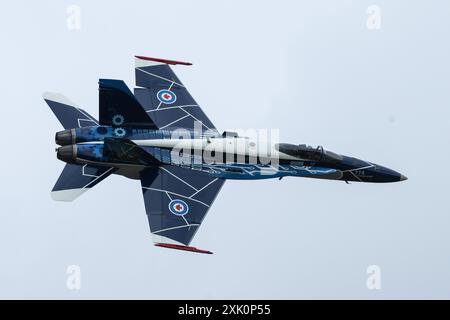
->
(175, 204), (183, 211)
(163, 93), (171, 100)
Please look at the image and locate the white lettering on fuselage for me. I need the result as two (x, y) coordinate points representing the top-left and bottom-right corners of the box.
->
(133, 138), (297, 164)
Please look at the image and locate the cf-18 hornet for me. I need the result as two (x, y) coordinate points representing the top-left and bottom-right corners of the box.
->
(44, 56), (407, 254)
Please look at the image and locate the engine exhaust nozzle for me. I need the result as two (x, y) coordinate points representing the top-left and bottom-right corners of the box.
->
(56, 145), (77, 163)
(55, 129), (75, 146)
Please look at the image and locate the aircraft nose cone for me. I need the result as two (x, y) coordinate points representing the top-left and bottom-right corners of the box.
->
(371, 164), (406, 183)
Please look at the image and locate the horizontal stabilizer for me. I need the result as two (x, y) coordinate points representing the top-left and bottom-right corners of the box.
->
(52, 163), (115, 202)
(43, 92), (98, 129)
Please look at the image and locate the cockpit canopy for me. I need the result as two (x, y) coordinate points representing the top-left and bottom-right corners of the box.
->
(275, 143), (343, 162)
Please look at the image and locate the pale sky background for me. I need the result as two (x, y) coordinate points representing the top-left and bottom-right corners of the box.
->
(0, 0), (449, 299)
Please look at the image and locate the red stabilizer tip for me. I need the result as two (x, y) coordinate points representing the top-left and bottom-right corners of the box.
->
(155, 243), (213, 254)
(135, 55), (192, 66)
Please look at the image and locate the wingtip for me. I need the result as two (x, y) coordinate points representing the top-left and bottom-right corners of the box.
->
(155, 243), (213, 254)
(42, 92), (77, 107)
(135, 55), (193, 66)
(42, 91), (55, 100)
(51, 188), (86, 202)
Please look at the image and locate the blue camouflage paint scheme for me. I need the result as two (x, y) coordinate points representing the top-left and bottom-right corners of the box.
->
(76, 144), (106, 162)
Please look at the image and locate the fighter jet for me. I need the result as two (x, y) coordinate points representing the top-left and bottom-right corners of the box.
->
(44, 56), (407, 254)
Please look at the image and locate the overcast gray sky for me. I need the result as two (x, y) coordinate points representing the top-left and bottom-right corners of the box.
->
(0, 0), (449, 299)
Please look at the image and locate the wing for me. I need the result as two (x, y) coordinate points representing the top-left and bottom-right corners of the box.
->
(140, 165), (225, 249)
(52, 163), (115, 201)
(133, 56), (219, 134)
(44, 92), (98, 129)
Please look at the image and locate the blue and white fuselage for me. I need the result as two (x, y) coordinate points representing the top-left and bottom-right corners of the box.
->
(56, 126), (405, 183)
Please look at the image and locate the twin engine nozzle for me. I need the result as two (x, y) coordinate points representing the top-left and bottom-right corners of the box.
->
(55, 129), (76, 162)
(55, 129), (75, 146)
(56, 145), (77, 163)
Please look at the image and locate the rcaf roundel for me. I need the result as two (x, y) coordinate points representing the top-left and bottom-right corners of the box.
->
(168, 199), (189, 216)
(157, 89), (177, 105)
